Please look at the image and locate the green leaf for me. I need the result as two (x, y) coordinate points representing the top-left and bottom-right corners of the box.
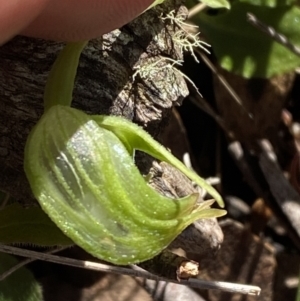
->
(237, 0), (296, 7)
(147, 0), (165, 9)
(201, 0), (230, 9)
(0, 204), (72, 246)
(186, 0), (230, 9)
(0, 253), (43, 301)
(24, 105), (226, 265)
(194, 4), (300, 78)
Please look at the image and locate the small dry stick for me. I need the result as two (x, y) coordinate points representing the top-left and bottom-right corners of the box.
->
(132, 265), (260, 295)
(247, 13), (300, 57)
(0, 244), (261, 296)
(188, 3), (206, 19)
(137, 249), (199, 281)
(196, 51), (245, 110)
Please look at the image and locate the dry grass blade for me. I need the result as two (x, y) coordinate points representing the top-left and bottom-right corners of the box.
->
(196, 51), (246, 111)
(247, 13), (300, 57)
(0, 244), (261, 295)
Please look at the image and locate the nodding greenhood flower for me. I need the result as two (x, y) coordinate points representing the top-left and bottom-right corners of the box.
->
(24, 105), (226, 264)
(24, 41), (226, 265)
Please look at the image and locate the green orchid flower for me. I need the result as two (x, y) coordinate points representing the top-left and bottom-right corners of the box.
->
(24, 41), (226, 265)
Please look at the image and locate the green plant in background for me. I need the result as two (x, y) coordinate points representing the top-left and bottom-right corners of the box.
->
(23, 41), (226, 265)
(0, 203), (72, 246)
(188, 0), (300, 78)
(0, 253), (43, 301)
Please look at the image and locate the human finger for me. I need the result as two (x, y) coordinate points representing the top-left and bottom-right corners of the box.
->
(0, 0), (49, 44)
(21, 0), (154, 41)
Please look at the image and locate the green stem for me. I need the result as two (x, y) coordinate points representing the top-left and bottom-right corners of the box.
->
(44, 41), (88, 112)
